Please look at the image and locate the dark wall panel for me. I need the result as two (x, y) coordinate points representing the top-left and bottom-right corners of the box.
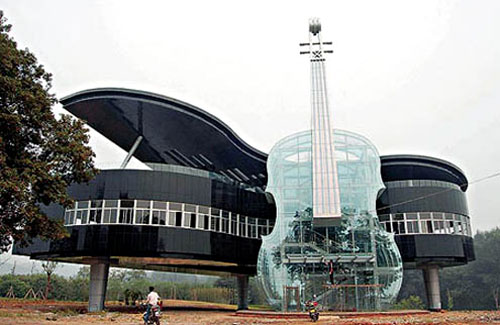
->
(377, 187), (469, 216)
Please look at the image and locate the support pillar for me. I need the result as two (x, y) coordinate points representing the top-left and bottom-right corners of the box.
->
(89, 262), (110, 312)
(236, 275), (249, 310)
(422, 266), (441, 311)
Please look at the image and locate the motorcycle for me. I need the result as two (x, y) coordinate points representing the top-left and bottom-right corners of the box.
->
(142, 303), (161, 325)
(305, 300), (319, 322)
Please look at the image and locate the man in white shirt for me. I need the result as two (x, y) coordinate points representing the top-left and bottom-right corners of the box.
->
(144, 286), (160, 323)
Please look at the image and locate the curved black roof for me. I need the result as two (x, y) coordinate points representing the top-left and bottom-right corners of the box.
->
(60, 89), (468, 191)
(380, 154), (468, 191)
(61, 88), (268, 186)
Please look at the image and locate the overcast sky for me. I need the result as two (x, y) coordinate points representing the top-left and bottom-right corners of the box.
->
(2, 0), (499, 232)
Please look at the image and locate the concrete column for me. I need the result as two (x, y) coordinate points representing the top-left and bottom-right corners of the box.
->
(89, 262), (110, 312)
(422, 266), (441, 311)
(236, 275), (249, 310)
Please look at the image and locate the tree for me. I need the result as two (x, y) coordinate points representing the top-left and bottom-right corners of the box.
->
(41, 261), (57, 299)
(0, 11), (98, 252)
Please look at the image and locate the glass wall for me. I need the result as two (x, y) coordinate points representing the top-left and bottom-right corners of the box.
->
(257, 129), (403, 311)
(63, 199), (273, 239)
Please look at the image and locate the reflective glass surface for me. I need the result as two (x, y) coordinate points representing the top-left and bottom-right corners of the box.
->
(257, 130), (402, 311)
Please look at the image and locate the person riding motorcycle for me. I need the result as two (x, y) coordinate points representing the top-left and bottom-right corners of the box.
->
(143, 286), (160, 324)
(305, 294), (319, 322)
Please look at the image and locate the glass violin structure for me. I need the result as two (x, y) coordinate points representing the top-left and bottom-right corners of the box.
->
(257, 18), (403, 311)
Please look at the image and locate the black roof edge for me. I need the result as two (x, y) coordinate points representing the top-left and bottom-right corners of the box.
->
(380, 154), (468, 190)
(60, 87), (267, 162)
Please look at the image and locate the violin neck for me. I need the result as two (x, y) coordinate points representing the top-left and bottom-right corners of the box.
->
(305, 21), (342, 220)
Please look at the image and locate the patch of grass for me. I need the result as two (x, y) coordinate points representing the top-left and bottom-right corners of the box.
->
(249, 304), (273, 311)
(55, 309), (80, 316)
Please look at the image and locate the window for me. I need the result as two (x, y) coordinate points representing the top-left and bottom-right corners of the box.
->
(170, 202), (182, 211)
(121, 200), (134, 208)
(103, 210), (111, 223)
(230, 214), (238, 235)
(393, 213), (404, 221)
(65, 199), (270, 239)
(89, 210), (102, 224)
(77, 201), (89, 209)
(248, 218), (257, 238)
(420, 213), (432, 220)
(221, 211), (229, 233)
(120, 209), (133, 224)
(153, 201), (167, 210)
(91, 200), (103, 208)
(407, 221), (419, 234)
(420, 220), (428, 233)
(135, 210), (150, 224)
(433, 212), (444, 220)
(104, 200), (118, 208)
(168, 212), (176, 226)
(211, 215), (220, 232)
(384, 222), (391, 232)
(136, 200), (150, 209)
(175, 212), (182, 227)
(379, 215), (390, 222)
(190, 213), (197, 228)
(197, 214), (209, 230)
(406, 213), (418, 220)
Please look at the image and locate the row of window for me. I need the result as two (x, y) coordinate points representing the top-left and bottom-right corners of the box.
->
(378, 212), (472, 236)
(63, 199), (274, 239)
(385, 179), (461, 190)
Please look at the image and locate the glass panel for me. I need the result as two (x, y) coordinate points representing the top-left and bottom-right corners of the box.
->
(152, 211), (160, 224)
(120, 209), (133, 224)
(81, 210), (88, 224)
(103, 210), (111, 223)
(153, 201), (167, 210)
(199, 206), (209, 214)
(407, 221), (419, 233)
(211, 208), (220, 216)
(398, 221), (406, 234)
(121, 200), (134, 208)
(392, 222), (399, 234)
(379, 215), (390, 222)
(104, 200), (118, 208)
(182, 213), (190, 227)
(433, 212), (444, 220)
(420, 212), (432, 220)
(168, 212), (176, 226)
(211, 215), (220, 232)
(204, 215), (210, 230)
(384, 222), (392, 232)
(136, 200), (150, 209)
(110, 210), (117, 223)
(159, 211), (166, 225)
(91, 200), (103, 208)
(393, 213), (404, 221)
(175, 211), (182, 227)
(190, 213), (197, 228)
(185, 204), (196, 213)
(89, 210), (96, 223)
(239, 217), (246, 236)
(170, 203), (182, 211)
(406, 213), (418, 220)
(77, 201), (89, 209)
(76, 211), (83, 224)
(420, 220), (428, 233)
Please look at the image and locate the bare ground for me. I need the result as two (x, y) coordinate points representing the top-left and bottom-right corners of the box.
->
(0, 298), (499, 324)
